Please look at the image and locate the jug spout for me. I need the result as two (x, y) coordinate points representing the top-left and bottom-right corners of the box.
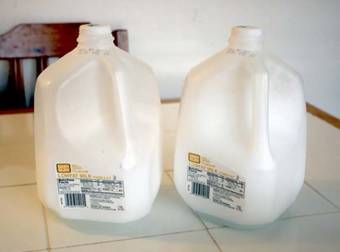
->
(228, 26), (263, 51)
(77, 24), (114, 49)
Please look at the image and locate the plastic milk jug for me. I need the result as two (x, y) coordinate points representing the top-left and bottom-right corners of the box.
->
(35, 25), (162, 223)
(174, 26), (306, 227)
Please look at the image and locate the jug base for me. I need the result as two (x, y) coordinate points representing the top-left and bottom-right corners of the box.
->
(196, 211), (276, 230)
(45, 204), (152, 224)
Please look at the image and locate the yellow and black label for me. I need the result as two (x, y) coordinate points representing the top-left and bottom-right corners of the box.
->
(188, 153), (201, 164)
(56, 163), (71, 173)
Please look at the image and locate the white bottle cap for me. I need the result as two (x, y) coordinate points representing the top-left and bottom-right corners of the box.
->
(228, 26), (263, 50)
(77, 24), (114, 47)
(79, 24), (112, 36)
(230, 26), (263, 40)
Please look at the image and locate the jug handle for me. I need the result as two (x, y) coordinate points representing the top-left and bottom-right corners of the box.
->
(251, 64), (274, 165)
(102, 59), (136, 171)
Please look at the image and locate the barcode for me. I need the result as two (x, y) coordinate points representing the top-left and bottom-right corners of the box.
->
(191, 182), (210, 199)
(64, 193), (86, 207)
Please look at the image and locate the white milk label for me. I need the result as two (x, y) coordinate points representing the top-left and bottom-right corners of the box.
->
(186, 153), (246, 212)
(56, 163), (125, 211)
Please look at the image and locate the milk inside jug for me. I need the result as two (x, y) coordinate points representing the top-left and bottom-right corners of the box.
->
(35, 24), (162, 223)
(174, 26), (306, 228)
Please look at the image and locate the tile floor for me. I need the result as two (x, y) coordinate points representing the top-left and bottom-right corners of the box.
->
(0, 103), (339, 252)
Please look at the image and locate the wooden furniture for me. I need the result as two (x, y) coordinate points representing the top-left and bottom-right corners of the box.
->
(0, 23), (129, 113)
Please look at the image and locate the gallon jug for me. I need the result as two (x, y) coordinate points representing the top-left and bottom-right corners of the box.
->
(35, 24), (162, 223)
(174, 26), (306, 228)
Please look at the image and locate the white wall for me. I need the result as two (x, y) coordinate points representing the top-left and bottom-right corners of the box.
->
(1, 0), (339, 117)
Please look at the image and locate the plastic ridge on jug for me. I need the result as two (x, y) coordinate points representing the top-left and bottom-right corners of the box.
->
(174, 26), (306, 228)
(35, 24), (162, 223)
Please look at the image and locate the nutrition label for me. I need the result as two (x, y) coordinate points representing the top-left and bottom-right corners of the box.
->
(186, 153), (246, 212)
(56, 163), (125, 211)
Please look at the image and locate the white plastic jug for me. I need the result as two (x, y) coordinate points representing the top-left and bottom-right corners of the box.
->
(174, 26), (306, 228)
(35, 24), (162, 223)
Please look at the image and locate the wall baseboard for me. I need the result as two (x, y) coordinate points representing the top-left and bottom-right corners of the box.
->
(306, 103), (340, 129)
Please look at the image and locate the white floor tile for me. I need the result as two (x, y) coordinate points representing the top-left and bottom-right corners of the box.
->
(169, 168), (339, 228)
(0, 144), (36, 186)
(163, 131), (176, 171)
(305, 114), (340, 208)
(51, 230), (219, 252)
(1, 103), (339, 252)
(161, 102), (179, 132)
(0, 113), (34, 146)
(281, 183), (338, 218)
(46, 173), (204, 249)
(0, 185), (48, 251)
(192, 183), (339, 229)
(210, 213), (340, 252)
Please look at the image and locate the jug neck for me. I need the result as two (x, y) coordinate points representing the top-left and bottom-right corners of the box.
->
(227, 26), (263, 51)
(77, 24), (114, 49)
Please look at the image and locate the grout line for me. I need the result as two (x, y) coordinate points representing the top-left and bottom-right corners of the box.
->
(34, 210), (339, 251)
(164, 170), (223, 251)
(206, 211), (340, 233)
(165, 170), (174, 181)
(161, 98), (180, 104)
(165, 170), (339, 249)
(280, 210), (340, 221)
(50, 228), (207, 251)
(205, 229), (223, 252)
(0, 182), (36, 189)
(24, 249), (49, 252)
(41, 206), (52, 251)
(304, 181), (340, 210)
(190, 209), (208, 229)
(190, 210), (223, 252)
(194, 212), (223, 252)
(165, 170), (223, 251)
(47, 170), (206, 250)
(206, 226), (228, 231)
